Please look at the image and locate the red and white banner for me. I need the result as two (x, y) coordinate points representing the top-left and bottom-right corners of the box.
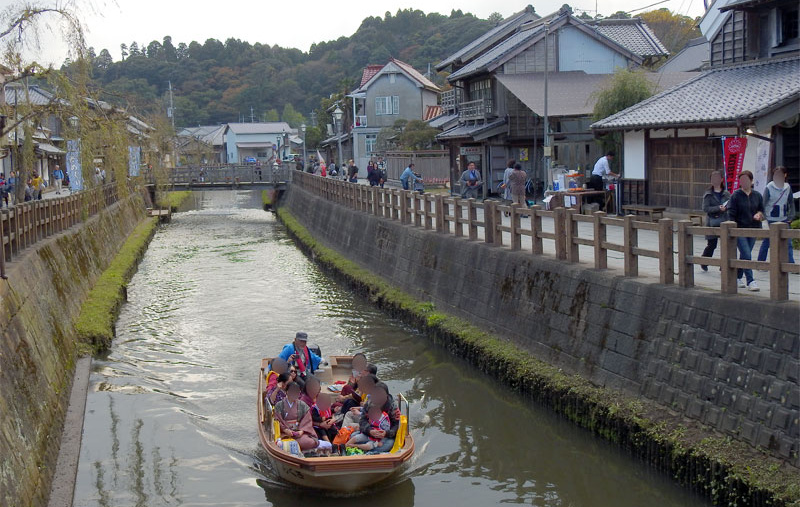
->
(722, 137), (748, 192)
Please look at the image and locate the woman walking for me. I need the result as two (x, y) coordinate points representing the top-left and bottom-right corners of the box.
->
(726, 170), (765, 291)
(757, 166), (795, 264)
(700, 170), (730, 271)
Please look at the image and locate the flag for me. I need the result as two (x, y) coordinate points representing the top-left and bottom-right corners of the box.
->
(722, 137), (747, 192)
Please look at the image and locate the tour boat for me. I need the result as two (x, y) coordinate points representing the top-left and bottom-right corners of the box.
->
(257, 356), (415, 492)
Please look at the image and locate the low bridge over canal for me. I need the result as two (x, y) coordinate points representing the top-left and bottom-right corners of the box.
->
(164, 165), (293, 190)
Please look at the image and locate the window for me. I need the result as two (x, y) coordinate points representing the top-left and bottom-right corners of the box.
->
(257, 151), (267, 158)
(389, 73), (396, 84)
(366, 134), (377, 154)
(468, 79), (493, 113)
(375, 96), (400, 115)
(781, 7), (799, 42)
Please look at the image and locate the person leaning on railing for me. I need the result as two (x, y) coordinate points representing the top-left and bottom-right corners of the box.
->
(700, 170), (731, 272)
(726, 170), (765, 291)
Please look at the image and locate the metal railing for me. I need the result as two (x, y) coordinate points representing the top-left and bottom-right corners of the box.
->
(293, 171), (800, 301)
(0, 184), (124, 279)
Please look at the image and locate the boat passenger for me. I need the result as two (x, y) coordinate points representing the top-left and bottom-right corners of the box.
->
(312, 395), (338, 443)
(265, 357), (288, 393)
(277, 332), (322, 379)
(357, 382), (400, 455)
(348, 353), (368, 384)
(345, 404), (391, 452)
(300, 375), (321, 408)
(274, 381), (319, 451)
(268, 373), (290, 404)
(340, 373), (379, 427)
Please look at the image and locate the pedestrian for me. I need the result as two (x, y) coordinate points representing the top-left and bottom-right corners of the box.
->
(459, 162), (482, 199)
(347, 160), (358, 183)
(726, 170), (765, 291)
(400, 163), (416, 191)
(500, 159), (515, 216)
(367, 161), (380, 186)
(590, 151), (619, 209)
(94, 167), (101, 185)
(31, 172), (44, 200)
(52, 164), (64, 194)
(757, 166), (796, 264)
(508, 163), (528, 206)
(377, 157), (387, 188)
(699, 170), (730, 271)
(6, 171), (16, 206)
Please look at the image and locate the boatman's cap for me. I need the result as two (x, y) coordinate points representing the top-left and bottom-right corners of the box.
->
(295, 332), (308, 341)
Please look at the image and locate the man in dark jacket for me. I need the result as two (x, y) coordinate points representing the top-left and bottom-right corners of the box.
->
(726, 170), (765, 291)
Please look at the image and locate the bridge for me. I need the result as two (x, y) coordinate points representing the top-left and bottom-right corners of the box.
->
(165, 165), (293, 190)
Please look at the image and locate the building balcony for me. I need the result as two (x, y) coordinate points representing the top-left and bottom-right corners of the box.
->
(354, 115), (368, 128)
(440, 89), (458, 113)
(459, 98), (495, 121)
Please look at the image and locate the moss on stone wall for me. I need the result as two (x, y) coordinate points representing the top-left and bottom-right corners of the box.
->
(73, 217), (157, 353)
(276, 206), (799, 507)
(158, 191), (191, 212)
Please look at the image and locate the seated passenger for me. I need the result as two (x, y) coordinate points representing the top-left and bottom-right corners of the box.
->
(265, 357), (288, 393)
(267, 373), (290, 404)
(357, 382), (400, 455)
(273, 381), (318, 451)
(277, 332), (322, 380)
(312, 395), (338, 443)
(299, 375), (321, 408)
(348, 353), (368, 385)
(345, 404), (390, 452)
(340, 373), (379, 427)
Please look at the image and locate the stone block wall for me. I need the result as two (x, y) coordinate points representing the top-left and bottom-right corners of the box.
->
(0, 194), (147, 507)
(283, 185), (800, 465)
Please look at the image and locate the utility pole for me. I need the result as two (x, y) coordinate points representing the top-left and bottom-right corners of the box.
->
(168, 80), (175, 130)
(543, 23), (551, 188)
(250, 107), (255, 123)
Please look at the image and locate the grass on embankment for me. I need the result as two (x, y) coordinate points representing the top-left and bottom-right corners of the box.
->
(262, 190), (273, 210)
(276, 206), (799, 507)
(74, 217), (158, 354)
(158, 191), (192, 212)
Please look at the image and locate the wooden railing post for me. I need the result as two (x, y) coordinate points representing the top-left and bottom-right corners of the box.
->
(453, 197), (463, 238)
(553, 207), (566, 260)
(623, 214), (638, 277)
(372, 187), (380, 216)
(423, 195), (433, 230)
(593, 211), (607, 269)
(565, 208), (579, 263)
(659, 218), (674, 284)
(677, 220), (694, 288)
(399, 190), (409, 224)
(468, 199), (478, 241)
(719, 221), (737, 294)
(531, 205), (543, 255)
(769, 222), (789, 301)
(510, 204), (521, 251)
(484, 201), (496, 245)
(434, 195), (445, 233)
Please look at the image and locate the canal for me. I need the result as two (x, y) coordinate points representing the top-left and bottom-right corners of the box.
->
(73, 190), (708, 507)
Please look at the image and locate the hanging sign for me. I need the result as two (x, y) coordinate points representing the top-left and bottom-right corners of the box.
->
(722, 137), (748, 192)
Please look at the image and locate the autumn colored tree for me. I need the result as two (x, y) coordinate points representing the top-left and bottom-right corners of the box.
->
(639, 9), (701, 55)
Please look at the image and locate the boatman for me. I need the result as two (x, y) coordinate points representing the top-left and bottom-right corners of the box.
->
(278, 332), (321, 379)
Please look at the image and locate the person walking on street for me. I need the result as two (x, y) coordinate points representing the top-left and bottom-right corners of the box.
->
(31, 172), (44, 200)
(377, 157), (387, 188)
(347, 160), (359, 183)
(757, 166), (795, 264)
(700, 170), (730, 271)
(727, 170), (765, 291)
(53, 165), (64, 194)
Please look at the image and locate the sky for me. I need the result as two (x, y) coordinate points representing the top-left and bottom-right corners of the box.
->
(11, 0), (707, 66)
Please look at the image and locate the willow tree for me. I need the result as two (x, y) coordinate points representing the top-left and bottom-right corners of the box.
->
(592, 68), (655, 157)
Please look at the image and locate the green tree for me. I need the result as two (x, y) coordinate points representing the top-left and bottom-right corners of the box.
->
(593, 68), (654, 154)
(264, 109), (279, 122)
(488, 12), (504, 24)
(398, 120), (439, 150)
(281, 103), (305, 128)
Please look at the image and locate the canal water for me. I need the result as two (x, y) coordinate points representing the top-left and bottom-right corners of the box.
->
(73, 190), (708, 507)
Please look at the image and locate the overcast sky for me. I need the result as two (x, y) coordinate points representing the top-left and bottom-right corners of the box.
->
(17, 0), (706, 65)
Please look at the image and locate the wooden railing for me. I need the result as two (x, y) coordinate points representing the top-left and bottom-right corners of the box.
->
(0, 184), (123, 279)
(293, 171), (800, 301)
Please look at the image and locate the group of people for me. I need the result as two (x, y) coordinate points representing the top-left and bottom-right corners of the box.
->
(700, 166), (796, 291)
(0, 167), (71, 205)
(265, 332), (401, 457)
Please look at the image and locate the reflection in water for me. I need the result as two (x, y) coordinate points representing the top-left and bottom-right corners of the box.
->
(73, 190), (708, 507)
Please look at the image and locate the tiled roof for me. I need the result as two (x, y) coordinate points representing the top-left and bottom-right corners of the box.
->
(497, 71), (698, 117)
(3, 85), (55, 106)
(359, 65), (384, 88)
(428, 113), (459, 129)
(448, 23), (546, 81)
(592, 18), (669, 57)
(437, 118), (507, 140)
(658, 37), (709, 73)
(436, 6), (539, 70)
(591, 56), (800, 130)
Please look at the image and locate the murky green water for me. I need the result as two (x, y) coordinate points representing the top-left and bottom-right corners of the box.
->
(73, 190), (709, 507)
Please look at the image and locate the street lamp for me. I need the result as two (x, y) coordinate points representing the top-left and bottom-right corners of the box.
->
(333, 106), (344, 171)
(300, 123), (307, 171)
(276, 134), (282, 163)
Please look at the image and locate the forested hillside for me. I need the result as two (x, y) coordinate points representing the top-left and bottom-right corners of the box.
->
(81, 9), (493, 128)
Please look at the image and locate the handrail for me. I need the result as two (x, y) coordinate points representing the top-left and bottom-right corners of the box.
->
(290, 171), (800, 301)
(0, 183), (129, 280)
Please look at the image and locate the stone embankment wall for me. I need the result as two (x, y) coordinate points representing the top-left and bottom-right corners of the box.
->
(282, 185), (799, 465)
(0, 194), (147, 507)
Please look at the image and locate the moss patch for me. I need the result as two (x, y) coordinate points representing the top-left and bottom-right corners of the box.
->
(73, 217), (158, 353)
(262, 190), (272, 208)
(276, 206), (799, 507)
(158, 191), (191, 212)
